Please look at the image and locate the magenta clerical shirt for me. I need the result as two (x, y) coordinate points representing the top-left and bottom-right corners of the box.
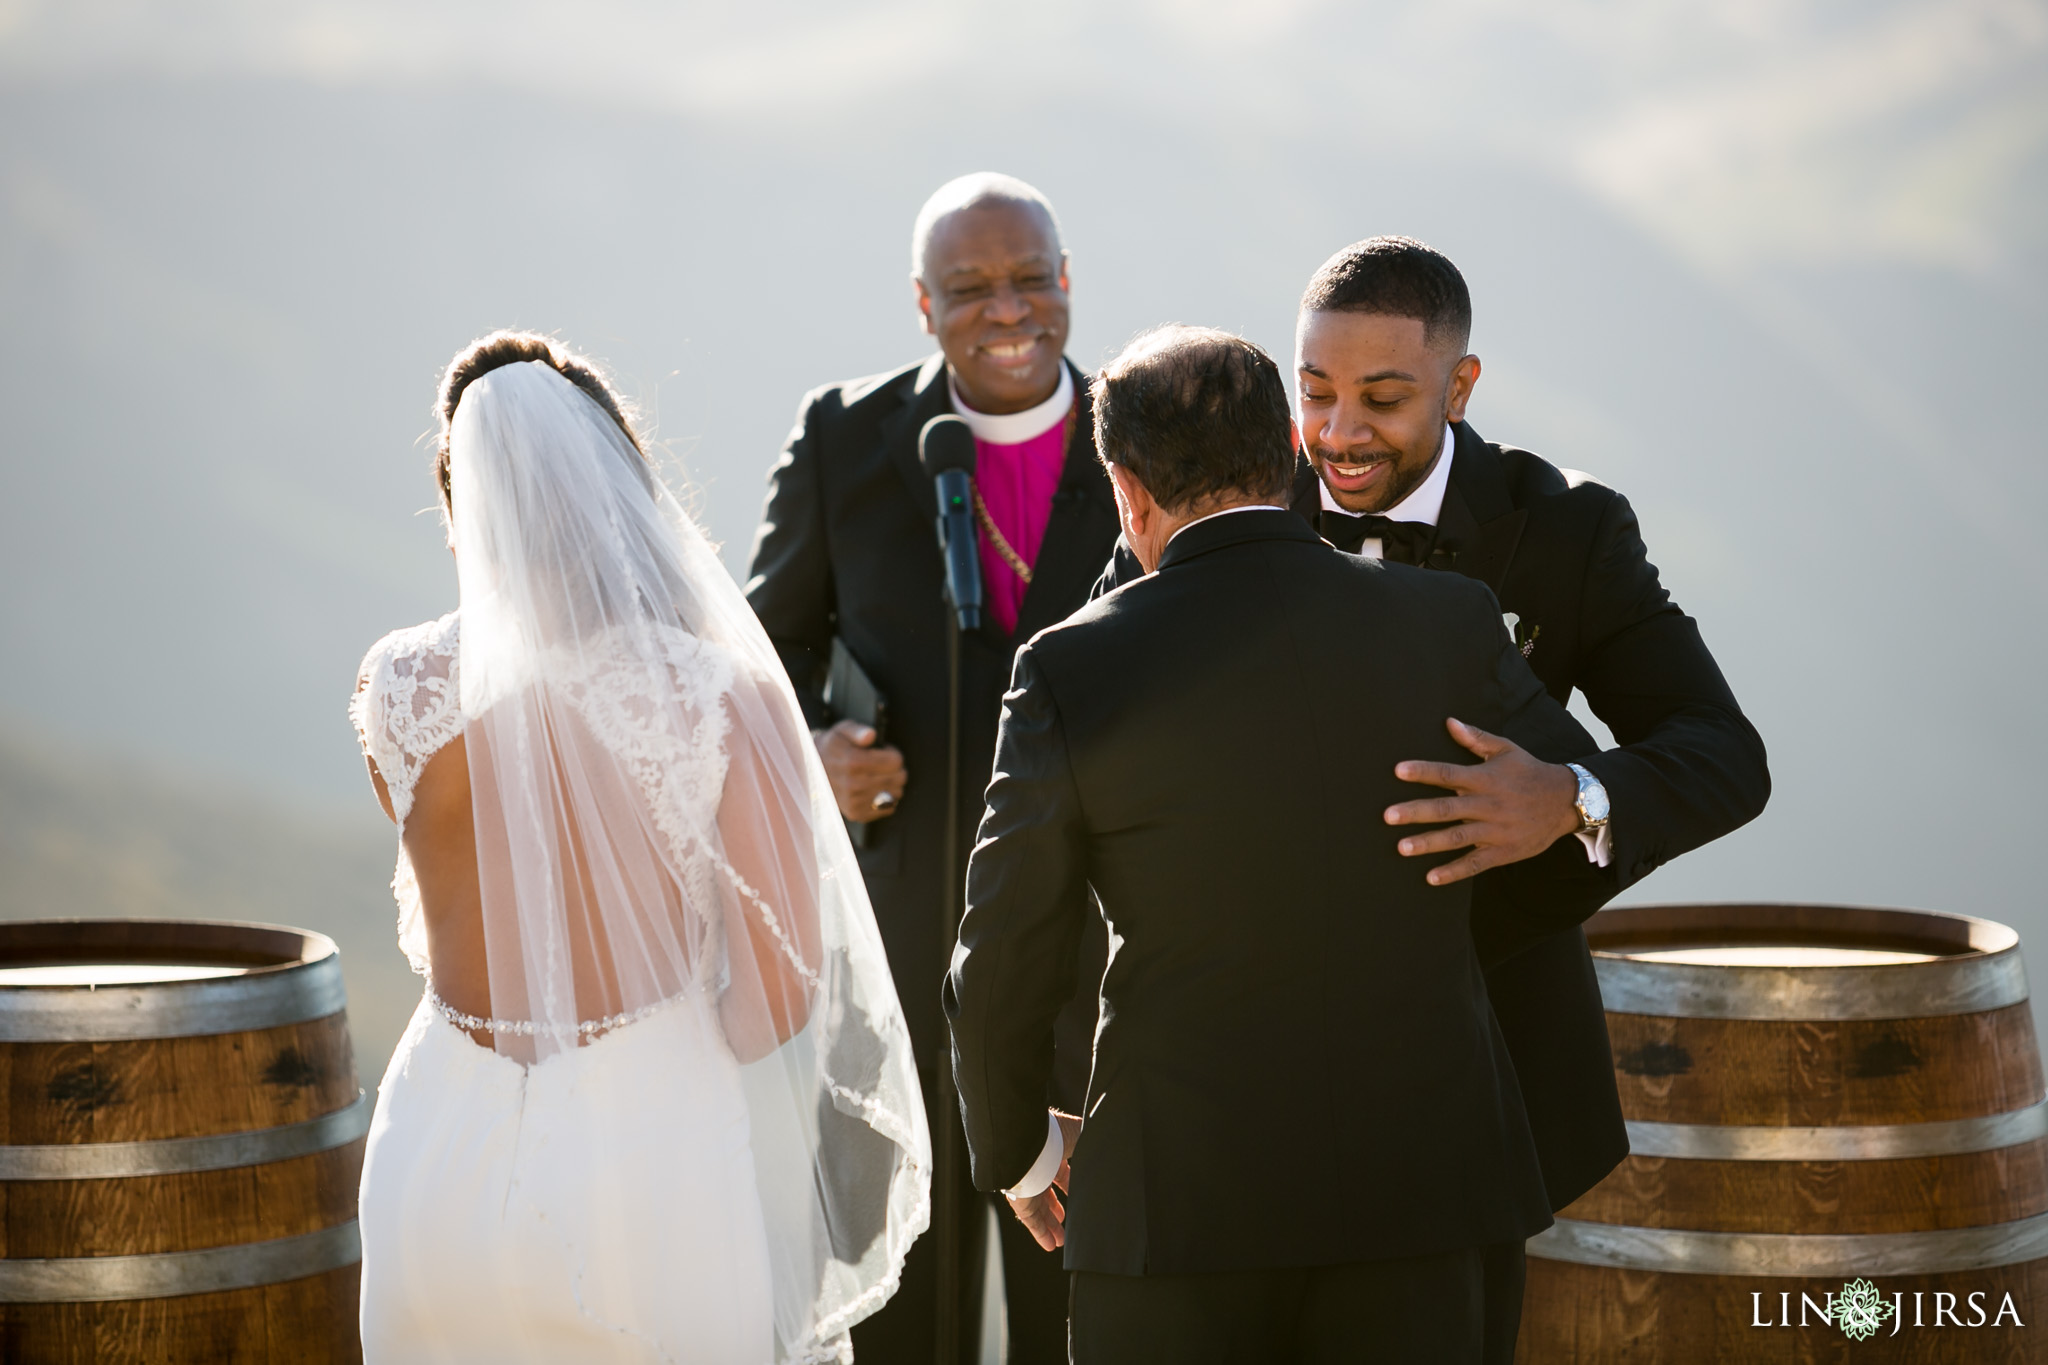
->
(949, 366), (1073, 635)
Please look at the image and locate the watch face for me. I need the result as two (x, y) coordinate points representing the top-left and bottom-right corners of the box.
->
(1574, 766), (1610, 825)
(1581, 780), (1610, 824)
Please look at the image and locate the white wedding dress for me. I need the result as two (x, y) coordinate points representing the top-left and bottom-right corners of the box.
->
(348, 361), (928, 1365)
(353, 612), (774, 1363)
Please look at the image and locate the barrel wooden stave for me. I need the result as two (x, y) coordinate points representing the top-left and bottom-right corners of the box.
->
(1525, 1256), (2048, 1363)
(1608, 1005), (2044, 1127)
(0, 1265), (360, 1365)
(0, 1015), (359, 1146)
(1562, 1141), (2048, 1235)
(0, 1144), (362, 1258)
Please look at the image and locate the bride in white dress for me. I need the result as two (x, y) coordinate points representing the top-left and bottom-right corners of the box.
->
(348, 333), (928, 1364)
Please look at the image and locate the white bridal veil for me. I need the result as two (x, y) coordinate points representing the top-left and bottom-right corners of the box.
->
(447, 360), (929, 1362)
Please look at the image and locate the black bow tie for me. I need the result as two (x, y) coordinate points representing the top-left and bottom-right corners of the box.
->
(1321, 510), (1437, 566)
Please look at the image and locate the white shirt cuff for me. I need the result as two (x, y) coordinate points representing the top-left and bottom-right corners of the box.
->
(1575, 823), (1612, 867)
(1005, 1112), (1065, 1199)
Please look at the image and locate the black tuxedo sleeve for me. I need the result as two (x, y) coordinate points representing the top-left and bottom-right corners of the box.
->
(1568, 491), (1770, 886)
(944, 646), (1091, 1192)
(742, 394), (835, 729)
(1478, 601), (1623, 961)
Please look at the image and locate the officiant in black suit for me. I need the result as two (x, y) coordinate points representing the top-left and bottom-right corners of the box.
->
(1090, 238), (1770, 1357)
(744, 173), (1120, 1364)
(948, 325), (1621, 1363)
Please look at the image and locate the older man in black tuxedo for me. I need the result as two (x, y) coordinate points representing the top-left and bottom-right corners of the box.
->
(1091, 238), (1770, 1357)
(949, 326), (1621, 1363)
(744, 173), (1120, 1364)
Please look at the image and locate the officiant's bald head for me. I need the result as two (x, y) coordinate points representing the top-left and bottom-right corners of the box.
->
(912, 173), (1071, 417)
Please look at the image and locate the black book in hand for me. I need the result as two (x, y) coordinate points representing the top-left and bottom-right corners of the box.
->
(823, 638), (888, 848)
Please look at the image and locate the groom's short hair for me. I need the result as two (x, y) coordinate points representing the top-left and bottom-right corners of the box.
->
(1093, 326), (1295, 513)
(1301, 237), (1472, 354)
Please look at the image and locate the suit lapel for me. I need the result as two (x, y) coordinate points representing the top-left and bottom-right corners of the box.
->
(879, 353), (953, 522)
(1011, 363), (1120, 644)
(1288, 457), (1321, 530)
(1437, 423), (1526, 595)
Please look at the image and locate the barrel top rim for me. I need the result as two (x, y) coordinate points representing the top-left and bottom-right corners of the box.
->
(1588, 901), (2018, 964)
(0, 919), (339, 991)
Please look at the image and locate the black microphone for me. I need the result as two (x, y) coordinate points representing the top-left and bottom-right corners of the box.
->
(918, 414), (983, 632)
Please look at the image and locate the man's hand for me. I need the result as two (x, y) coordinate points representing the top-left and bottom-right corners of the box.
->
(813, 721), (907, 823)
(1384, 718), (1581, 886)
(1005, 1111), (1083, 1252)
(1006, 1184), (1066, 1252)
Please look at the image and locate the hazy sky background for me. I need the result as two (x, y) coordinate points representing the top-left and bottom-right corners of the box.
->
(2, 0), (2045, 1069)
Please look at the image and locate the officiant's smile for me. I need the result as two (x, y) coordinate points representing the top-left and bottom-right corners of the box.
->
(1297, 305), (1480, 514)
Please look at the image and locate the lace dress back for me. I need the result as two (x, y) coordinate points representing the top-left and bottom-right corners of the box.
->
(350, 610), (463, 976)
(349, 610), (748, 1030)
(350, 361), (926, 1363)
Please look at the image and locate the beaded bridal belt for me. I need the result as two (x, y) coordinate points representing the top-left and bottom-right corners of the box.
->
(427, 988), (688, 1040)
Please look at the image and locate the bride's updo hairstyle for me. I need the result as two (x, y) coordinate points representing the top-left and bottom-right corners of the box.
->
(433, 330), (647, 519)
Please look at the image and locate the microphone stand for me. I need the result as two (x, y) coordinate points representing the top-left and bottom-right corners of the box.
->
(919, 413), (981, 1365)
(934, 600), (965, 1365)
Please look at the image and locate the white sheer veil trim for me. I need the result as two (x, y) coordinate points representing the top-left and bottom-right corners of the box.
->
(447, 360), (929, 1361)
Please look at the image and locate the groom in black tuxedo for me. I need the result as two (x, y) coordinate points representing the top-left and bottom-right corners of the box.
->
(948, 326), (1620, 1363)
(1289, 239), (1770, 1223)
(1095, 241), (1771, 1291)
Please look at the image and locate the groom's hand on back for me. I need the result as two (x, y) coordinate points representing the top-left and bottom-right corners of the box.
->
(1384, 718), (1581, 885)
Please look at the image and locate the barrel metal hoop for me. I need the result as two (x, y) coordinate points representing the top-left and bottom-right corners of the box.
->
(1625, 1096), (2048, 1162)
(0, 1221), (361, 1303)
(0, 1092), (372, 1181)
(1592, 949), (2029, 1021)
(0, 953), (346, 1041)
(1531, 1212), (2048, 1277)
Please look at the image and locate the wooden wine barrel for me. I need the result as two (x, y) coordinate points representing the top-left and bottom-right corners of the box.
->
(0, 920), (367, 1363)
(1520, 903), (2048, 1360)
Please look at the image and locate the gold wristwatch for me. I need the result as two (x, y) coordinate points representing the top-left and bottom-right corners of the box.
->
(1566, 762), (1610, 835)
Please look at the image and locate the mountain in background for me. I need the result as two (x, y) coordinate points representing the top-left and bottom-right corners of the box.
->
(0, 720), (420, 1077)
(0, 2), (2044, 1051)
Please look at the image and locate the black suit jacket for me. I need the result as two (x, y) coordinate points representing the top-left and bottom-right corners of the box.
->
(744, 353), (1121, 1082)
(946, 510), (1619, 1276)
(1091, 424), (1771, 1209)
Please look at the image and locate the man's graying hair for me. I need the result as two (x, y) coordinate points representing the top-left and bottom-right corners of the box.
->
(1093, 326), (1295, 514)
(1301, 237), (1473, 354)
(910, 173), (1065, 279)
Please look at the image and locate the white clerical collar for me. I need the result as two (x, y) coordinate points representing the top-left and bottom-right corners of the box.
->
(948, 364), (1074, 445)
(1318, 424), (1456, 526)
